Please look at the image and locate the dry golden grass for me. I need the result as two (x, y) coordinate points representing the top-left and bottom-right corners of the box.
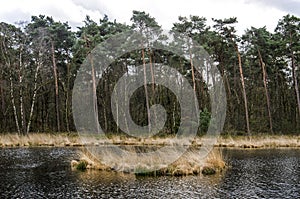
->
(74, 145), (226, 176)
(72, 148), (111, 171)
(218, 135), (300, 148)
(1, 133), (299, 149)
(204, 148), (226, 171)
(0, 133), (80, 147)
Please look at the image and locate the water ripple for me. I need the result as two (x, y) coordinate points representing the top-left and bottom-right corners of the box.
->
(0, 148), (300, 198)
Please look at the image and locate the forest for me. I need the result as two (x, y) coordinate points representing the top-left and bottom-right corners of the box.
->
(0, 10), (299, 135)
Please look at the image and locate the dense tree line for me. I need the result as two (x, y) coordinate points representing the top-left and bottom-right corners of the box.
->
(0, 11), (299, 135)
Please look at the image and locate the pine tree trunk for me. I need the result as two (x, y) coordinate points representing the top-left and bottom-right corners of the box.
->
(235, 44), (250, 135)
(83, 34), (100, 133)
(291, 51), (300, 124)
(124, 60), (130, 133)
(114, 84), (119, 134)
(102, 98), (108, 132)
(257, 48), (273, 133)
(148, 49), (155, 92)
(148, 48), (158, 126)
(188, 42), (199, 112)
(142, 48), (151, 132)
(221, 60), (233, 129)
(51, 41), (60, 132)
(90, 54), (100, 133)
(0, 80), (5, 117)
(65, 62), (70, 132)
(290, 32), (300, 127)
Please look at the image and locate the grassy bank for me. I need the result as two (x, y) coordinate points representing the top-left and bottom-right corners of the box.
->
(217, 135), (300, 148)
(0, 132), (80, 147)
(1, 133), (300, 148)
(2, 132), (299, 176)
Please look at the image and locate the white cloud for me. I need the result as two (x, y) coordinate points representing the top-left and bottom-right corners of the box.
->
(0, 0), (297, 34)
(0, 0), (104, 29)
(96, 0), (288, 34)
(245, 0), (300, 16)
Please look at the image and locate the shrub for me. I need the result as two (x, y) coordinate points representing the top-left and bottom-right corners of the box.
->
(202, 166), (216, 175)
(76, 160), (88, 171)
(199, 108), (211, 134)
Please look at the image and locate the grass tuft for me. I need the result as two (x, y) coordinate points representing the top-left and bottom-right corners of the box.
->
(76, 160), (88, 171)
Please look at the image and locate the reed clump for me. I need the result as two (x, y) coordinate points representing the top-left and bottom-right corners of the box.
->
(72, 147), (226, 177)
(202, 148), (226, 175)
(71, 148), (111, 171)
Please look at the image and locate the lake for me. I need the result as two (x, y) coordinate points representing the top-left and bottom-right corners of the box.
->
(0, 147), (299, 198)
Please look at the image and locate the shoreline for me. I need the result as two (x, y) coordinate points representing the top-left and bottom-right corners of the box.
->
(0, 133), (300, 148)
(1, 132), (299, 176)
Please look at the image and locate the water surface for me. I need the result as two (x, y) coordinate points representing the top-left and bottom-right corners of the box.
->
(0, 147), (299, 198)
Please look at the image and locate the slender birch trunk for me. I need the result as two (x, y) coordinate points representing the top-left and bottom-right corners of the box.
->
(2, 39), (21, 134)
(26, 63), (41, 134)
(18, 49), (26, 134)
(10, 74), (20, 134)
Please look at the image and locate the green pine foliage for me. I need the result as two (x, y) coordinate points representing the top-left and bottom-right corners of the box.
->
(0, 12), (299, 135)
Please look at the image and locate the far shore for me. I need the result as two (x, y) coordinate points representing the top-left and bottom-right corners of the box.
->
(0, 132), (300, 148)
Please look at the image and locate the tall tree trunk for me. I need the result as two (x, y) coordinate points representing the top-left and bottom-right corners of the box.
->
(234, 44), (250, 135)
(51, 41), (60, 132)
(145, 29), (155, 93)
(123, 59), (130, 133)
(257, 48), (273, 133)
(2, 39), (20, 134)
(26, 61), (41, 134)
(188, 42), (199, 112)
(148, 49), (155, 92)
(90, 54), (100, 133)
(291, 49), (300, 124)
(9, 74), (20, 134)
(83, 34), (99, 133)
(220, 60), (233, 130)
(114, 90), (119, 134)
(18, 49), (26, 134)
(142, 48), (151, 132)
(289, 32), (300, 127)
(65, 62), (70, 132)
(0, 80), (4, 117)
(19, 68), (26, 134)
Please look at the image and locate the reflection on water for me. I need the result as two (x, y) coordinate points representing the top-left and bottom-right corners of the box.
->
(220, 149), (300, 198)
(0, 147), (299, 198)
(75, 170), (224, 198)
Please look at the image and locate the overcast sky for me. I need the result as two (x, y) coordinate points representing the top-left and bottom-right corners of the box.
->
(1, 0), (300, 35)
